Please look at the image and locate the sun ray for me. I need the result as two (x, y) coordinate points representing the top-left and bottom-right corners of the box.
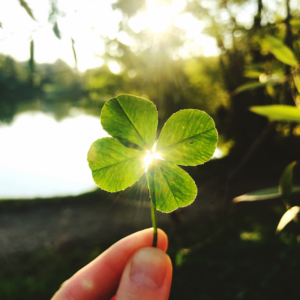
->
(144, 150), (163, 171)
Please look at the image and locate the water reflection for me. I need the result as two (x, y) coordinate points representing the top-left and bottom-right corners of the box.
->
(0, 109), (108, 199)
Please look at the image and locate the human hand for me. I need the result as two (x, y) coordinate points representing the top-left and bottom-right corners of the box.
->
(51, 228), (172, 300)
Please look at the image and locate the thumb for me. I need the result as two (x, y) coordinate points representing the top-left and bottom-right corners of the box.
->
(115, 247), (172, 300)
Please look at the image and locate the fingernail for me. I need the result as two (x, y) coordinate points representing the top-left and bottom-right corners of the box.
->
(129, 248), (168, 290)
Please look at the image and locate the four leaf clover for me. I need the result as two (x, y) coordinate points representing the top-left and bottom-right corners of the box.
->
(87, 94), (218, 215)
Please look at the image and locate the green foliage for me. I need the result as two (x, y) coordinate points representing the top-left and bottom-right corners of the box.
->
(243, 70), (262, 78)
(71, 38), (77, 68)
(276, 206), (300, 233)
(279, 161), (297, 202)
(183, 57), (229, 114)
(112, 0), (146, 18)
(234, 160), (299, 234)
(262, 36), (298, 67)
(29, 40), (34, 75)
(0, 54), (86, 123)
(293, 72), (300, 93)
(233, 186), (300, 203)
(233, 79), (282, 95)
(290, 19), (300, 30)
(233, 187), (281, 202)
(88, 94), (217, 213)
(19, 0), (36, 21)
(0, 55), (41, 122)
(250, 105), (300, 123)
(53, 22), (61, 39)
(83, 56), (227, 127)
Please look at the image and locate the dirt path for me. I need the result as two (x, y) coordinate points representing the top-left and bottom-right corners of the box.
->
(0, 191), (174, 258)
(0, 175), (280, 259)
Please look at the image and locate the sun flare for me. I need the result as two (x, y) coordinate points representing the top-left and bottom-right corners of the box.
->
(129, 0), (185, 34)
(144, 150), (163, 170)
(147, 5), (173, 33)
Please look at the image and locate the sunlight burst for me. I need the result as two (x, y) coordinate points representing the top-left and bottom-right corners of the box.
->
(130, 0), (186, 34)
(144, 150), (163, 170)
(147, 5), (173, 33)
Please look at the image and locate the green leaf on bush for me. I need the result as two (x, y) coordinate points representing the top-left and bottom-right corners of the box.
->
(29, 39), (34, 75)
(290, 19), (300, 30)
(88, 94), (217, 213)
(233, 186), (300, 202)
(71, 38), (78, 68)
(53, 22), (61, 39)
(276, 206), (300, 233)
(156, 110), (218, 166)
(244, 70), (262, 78)
(262, 36), (298, 67)
(19, 0), (36, 21)
(233, 79), (282, 95)
(294, 72), (300, 93)
(279, 161), (297, 201)
(250, 105), (300, 122)
(147, 160), (197, 212)
(233, 187), (280, 202)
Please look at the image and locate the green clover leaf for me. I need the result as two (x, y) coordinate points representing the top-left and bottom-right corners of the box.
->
(87, 94), (218, 245)
(88, 137), (145, 192)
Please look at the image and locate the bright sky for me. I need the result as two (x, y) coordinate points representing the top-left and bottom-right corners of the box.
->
(0, 0), (221, 72)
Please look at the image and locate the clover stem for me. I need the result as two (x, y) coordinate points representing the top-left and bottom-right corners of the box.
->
(147, 167), (158, 247)
(151, 199), (158, 247)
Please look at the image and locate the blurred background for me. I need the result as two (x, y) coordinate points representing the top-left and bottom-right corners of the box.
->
(1, 0), (300, 299)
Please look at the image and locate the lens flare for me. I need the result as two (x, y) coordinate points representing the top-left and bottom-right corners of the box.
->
(144, 150), (163, 170)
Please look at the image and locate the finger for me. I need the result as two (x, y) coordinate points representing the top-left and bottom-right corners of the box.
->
(115, 247), (172, 300)
(52, 228), (168, 300)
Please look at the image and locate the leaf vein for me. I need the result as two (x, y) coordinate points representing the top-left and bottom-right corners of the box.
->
(92, 156), (141, 172)
(159, 164), (180, 207)
(116, 98), (146, 148)
(159, 127), (216, 150)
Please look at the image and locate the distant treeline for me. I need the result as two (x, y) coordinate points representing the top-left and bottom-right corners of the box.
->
(0, 53), (228, 125)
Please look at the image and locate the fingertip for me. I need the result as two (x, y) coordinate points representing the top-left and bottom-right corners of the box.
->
(134, 228), (168, 252)
(115, 247), (172, 300)
(157, 229), (168, 252)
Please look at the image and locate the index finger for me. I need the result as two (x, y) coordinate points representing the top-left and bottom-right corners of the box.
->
(52, 228), (168, 300)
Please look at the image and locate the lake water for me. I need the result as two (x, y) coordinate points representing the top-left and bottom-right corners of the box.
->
(0, 110), (108, 199)
(0, 110), (222, 199)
